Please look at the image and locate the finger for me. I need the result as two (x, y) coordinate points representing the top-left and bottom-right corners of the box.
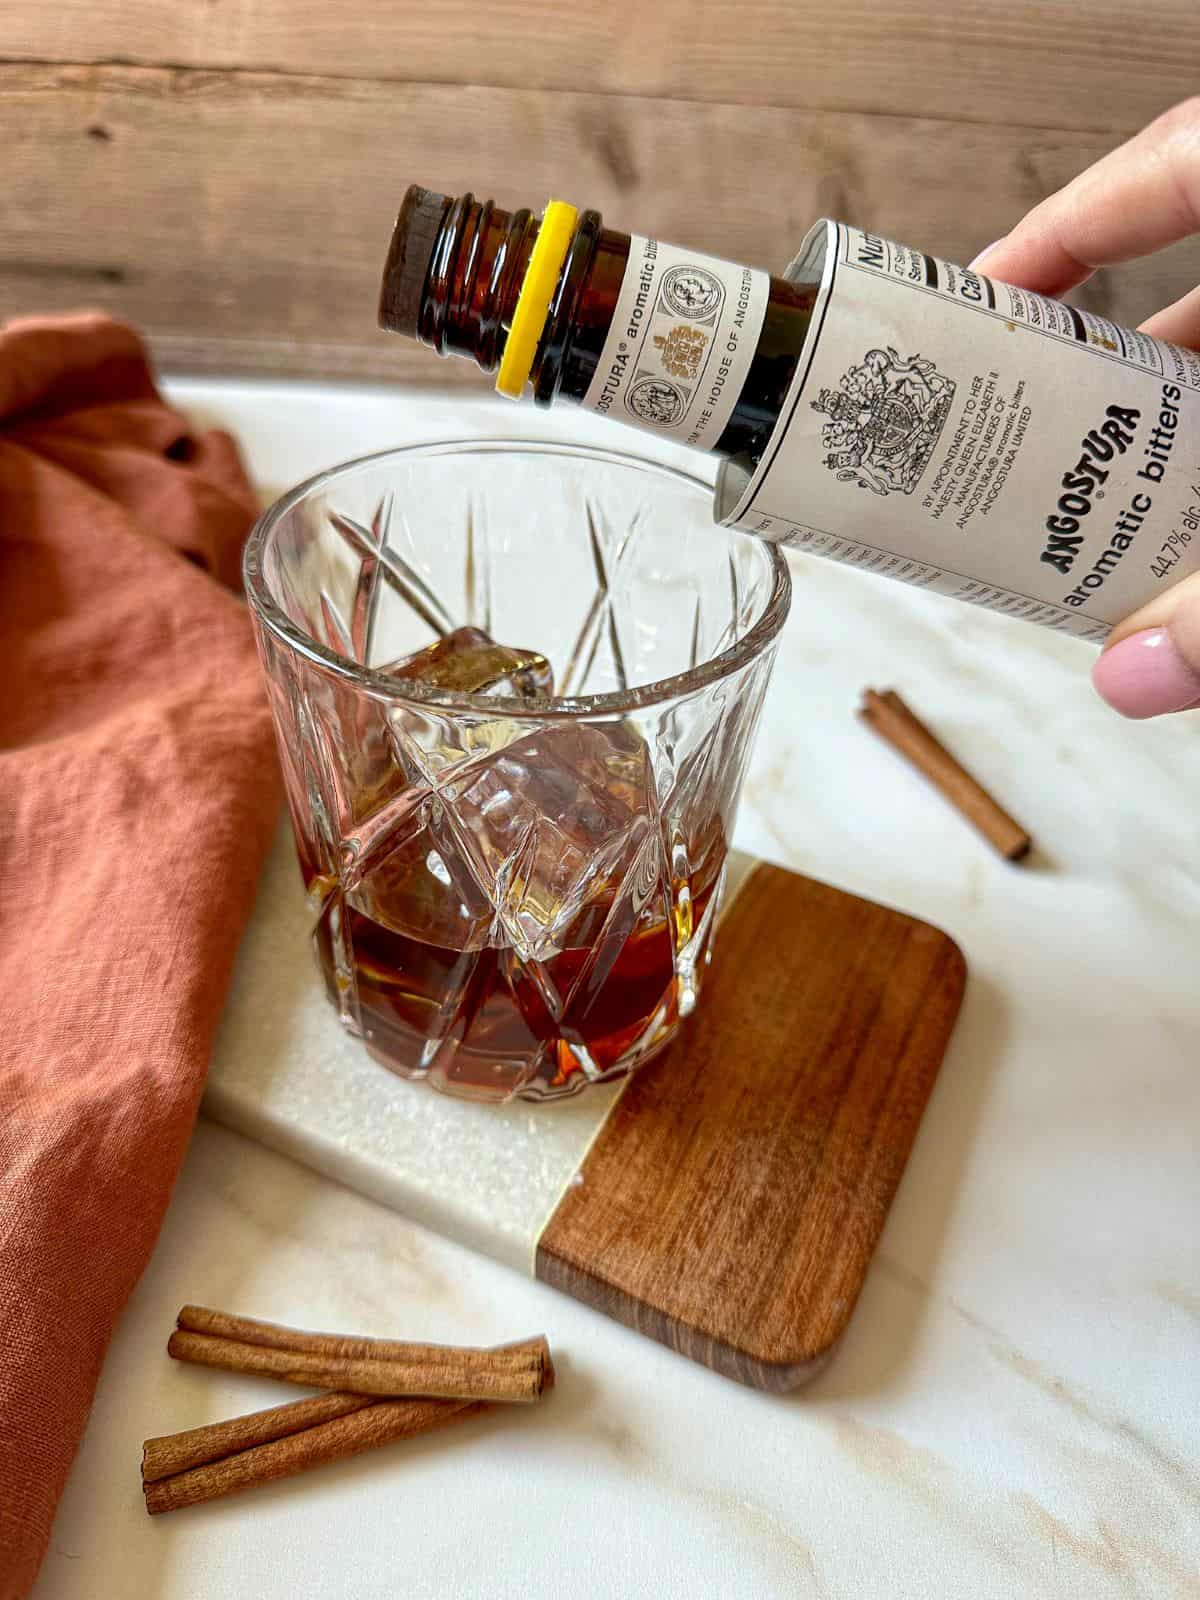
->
(1139, 282), (1200, 349)
(1092, 571), (1200, 719)
(971, 97), (1200, 296)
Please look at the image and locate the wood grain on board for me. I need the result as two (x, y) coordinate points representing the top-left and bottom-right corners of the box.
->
(3, 1), (1196, 135)
(2, 63), (1197, 381)
(536, 863), (966, 1389)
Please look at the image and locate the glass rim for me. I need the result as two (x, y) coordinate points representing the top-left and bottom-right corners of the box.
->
(243, 438), (792, 718)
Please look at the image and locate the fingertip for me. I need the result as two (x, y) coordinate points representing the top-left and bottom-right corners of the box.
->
(969, 237), (1007, 271)
(1091, 627), (1200, 719)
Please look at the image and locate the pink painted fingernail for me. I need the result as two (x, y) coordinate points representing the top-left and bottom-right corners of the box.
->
(969, 238), (1005, 270)
(1091, 627), (1200, 718)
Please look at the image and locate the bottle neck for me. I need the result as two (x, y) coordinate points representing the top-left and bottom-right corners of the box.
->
(393, 192), (817, 464)
(413, 195), (538, 372)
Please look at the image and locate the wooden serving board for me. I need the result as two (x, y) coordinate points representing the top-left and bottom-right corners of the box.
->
(207, 828), (965, 1389)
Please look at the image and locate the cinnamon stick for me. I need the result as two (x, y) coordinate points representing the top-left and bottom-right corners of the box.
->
(142, 1391), (374, 1483)
(859, 688), (1032, 862)
(143, 1396), (484, 1515)
(176, 1305), (545, 1371)
(167, 1328), (549, 1403)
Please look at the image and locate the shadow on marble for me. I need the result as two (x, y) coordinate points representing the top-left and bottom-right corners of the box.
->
(142, 1349), (599, 1547)
(41, 1495), (173, 1600)
(1016, 844), (1058, 875)
(208, 816), (361, 1134)
(148, 1400), (526, 1534)
(800, 970), (1010, 1402)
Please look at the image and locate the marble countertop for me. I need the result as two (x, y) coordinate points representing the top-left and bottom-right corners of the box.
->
(32, 379), (1200, 1600)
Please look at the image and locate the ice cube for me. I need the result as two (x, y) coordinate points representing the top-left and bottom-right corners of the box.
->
(381, 625), (553, 699)
(449, 720), (660, 963)
(344, 713), (670, 1087)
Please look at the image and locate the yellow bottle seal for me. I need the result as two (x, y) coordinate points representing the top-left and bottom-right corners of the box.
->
(495, 200), (579, 400)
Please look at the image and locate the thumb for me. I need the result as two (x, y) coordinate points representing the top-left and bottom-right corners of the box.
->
(1092, 572), (1200, 718)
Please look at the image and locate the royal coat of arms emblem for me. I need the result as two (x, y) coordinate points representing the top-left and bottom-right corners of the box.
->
(811, 347), (955, 496)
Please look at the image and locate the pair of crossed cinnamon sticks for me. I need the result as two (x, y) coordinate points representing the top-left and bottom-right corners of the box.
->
(143, 1306), (554, 1515)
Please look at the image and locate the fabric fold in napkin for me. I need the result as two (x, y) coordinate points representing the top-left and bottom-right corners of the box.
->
(0, 313), (281, 1597)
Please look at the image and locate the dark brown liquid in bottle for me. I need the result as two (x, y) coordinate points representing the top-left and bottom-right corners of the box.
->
(379, 189), (818, 465)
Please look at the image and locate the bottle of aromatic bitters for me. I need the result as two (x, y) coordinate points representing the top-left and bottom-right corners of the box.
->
(379, 187), (1200, 643)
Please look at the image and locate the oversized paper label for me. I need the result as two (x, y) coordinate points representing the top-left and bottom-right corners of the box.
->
(716, 221), (1200, 641)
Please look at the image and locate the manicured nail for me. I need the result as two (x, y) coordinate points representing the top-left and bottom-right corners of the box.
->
(969, 238), (1005, 271)
(1091, 627), (1200, 718)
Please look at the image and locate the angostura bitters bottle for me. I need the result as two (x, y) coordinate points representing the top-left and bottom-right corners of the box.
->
(379, 187), (1200, 643)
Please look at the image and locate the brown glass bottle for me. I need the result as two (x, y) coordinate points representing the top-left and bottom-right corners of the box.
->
(378, 186), (817, 464)
(380, 188), (1200, 646)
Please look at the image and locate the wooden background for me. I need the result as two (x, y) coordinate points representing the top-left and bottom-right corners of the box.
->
(3, 3), (1199, 381)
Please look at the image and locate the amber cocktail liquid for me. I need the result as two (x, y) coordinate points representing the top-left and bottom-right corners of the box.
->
(341, 894), (703, 1097)
(306, 705), (725, 1099)
(246, 445), (789, 1102)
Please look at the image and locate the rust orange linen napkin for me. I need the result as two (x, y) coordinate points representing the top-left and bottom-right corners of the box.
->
(0, 314), (281, 1595)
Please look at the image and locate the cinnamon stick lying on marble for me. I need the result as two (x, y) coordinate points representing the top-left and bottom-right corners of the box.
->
(167, 1327), (551, 1403)
(176, 1306), (550, 1381)
(143, 1391), (376, 1483)
(143, 1395), (485, 1514)
(145, 1321), (557, 1513)
(859, 688), (1032, 862)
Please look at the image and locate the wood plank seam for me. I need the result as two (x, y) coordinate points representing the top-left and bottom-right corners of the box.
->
(5, 63), (1195, 381)
(0, 57), (1155, 138)
(3, 1), (1196, 137)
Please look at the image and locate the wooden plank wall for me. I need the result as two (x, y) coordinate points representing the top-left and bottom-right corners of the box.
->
(3, 4), (1198, 381)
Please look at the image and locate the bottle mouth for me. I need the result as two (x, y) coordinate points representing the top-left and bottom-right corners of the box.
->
(377, 185), (453, 339)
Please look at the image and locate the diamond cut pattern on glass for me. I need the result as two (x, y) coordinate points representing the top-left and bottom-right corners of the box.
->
(250, 449), (783, 1100)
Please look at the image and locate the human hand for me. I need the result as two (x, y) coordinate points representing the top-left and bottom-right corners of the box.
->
(972, 99), (1200, 718)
